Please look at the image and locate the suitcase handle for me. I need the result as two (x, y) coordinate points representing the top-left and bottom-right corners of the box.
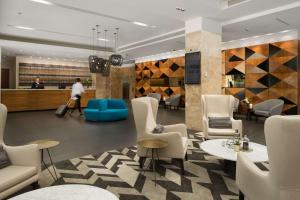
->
(66, 99), (74, 107)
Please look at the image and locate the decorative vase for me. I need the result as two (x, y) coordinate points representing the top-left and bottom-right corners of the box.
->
(234, 144), (240, 152)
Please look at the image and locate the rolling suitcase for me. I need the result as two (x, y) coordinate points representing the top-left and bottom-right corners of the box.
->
(55, 99), (73, 117)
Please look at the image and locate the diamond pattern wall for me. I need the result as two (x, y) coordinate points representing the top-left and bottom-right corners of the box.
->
(224, 40), (299, 114)
(135, 57), (185, 104)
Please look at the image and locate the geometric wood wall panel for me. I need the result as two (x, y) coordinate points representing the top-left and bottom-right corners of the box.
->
(224, 40), (299, 114)
(135, 56), (185, 105)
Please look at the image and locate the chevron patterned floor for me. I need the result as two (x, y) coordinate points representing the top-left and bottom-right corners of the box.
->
(39, 133), (247, 200)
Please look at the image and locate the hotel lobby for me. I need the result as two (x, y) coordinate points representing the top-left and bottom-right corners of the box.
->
(0, 0), (300, 200)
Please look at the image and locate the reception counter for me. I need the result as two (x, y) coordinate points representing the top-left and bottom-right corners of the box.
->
(1, 89), (96, 112)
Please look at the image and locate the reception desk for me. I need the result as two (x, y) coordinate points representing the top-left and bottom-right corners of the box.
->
(1, 89), (96, 112)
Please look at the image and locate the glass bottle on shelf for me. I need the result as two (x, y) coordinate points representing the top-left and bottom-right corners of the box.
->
(242, 135), (250, 151)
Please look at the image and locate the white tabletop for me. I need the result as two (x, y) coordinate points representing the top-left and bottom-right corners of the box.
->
(200, 139), (268, 162)
(9, 184), (119, 200)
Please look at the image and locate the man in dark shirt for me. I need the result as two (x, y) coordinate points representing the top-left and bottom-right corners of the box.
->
(31, 77), (44, 89)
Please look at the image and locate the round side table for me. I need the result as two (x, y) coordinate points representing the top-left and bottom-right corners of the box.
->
(138, 139), (168, 186)
(29, 139), (60, 181)
(9, 184), (119, 200)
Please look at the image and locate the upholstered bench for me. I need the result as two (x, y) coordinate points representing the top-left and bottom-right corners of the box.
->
(83, 99), (128, 122)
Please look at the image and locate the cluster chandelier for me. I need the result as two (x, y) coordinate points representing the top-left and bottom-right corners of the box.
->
(88, 25), (123, 76)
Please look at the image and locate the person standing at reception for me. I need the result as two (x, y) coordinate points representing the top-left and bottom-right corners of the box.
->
(71, 78), (85, 115)
(31, 77), (44, 89)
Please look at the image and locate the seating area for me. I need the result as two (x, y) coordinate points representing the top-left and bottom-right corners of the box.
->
(1, 1), (300, 200)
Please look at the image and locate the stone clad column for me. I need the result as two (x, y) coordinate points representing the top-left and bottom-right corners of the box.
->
(185, 17), (222, 131)
(95, 73), (111, 98)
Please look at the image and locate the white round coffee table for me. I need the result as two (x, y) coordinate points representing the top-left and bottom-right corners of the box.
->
(200, 139), (268, 177)
(9, 184), (119, 200)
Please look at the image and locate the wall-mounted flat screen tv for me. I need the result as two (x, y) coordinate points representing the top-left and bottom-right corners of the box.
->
(185, 52), (201, 84)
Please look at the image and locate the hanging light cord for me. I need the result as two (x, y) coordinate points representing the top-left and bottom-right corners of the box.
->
(104, 30), (108, 59)
(92, 28), (95, 55)
(116, 28), (119, 53)
(96, 25), (100, 56)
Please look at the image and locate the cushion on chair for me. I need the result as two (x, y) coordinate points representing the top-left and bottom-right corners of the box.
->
(208, 117), (232, 129)
(207, 128), (238, 136)
(254, 110), (270, 117)
(108, 99), (126, 109)
(97, 99), (108, 111)
(86, 99), (101, 109)
(152, 124), (164, 134)
(0, 146), (10, 169)
(0, 165), (37, 192)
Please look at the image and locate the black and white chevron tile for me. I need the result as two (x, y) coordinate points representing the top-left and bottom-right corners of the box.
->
(40, 133), (257, 200)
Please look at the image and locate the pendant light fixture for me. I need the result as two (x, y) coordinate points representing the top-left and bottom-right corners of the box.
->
(88, 27), (98, 73)
(109, 28), (123, 66)
(95, 25), (104, 73)
(102, 29), (110, 76)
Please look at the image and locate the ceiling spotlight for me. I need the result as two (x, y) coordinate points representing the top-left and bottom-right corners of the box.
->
(15, 26), (34, 30)
(176, 7), (185, 12)
(98, 38), (109, 42)
(30, 0), (53, 5)
(280, 30), (291, 33)
(132, 21), (148, 27)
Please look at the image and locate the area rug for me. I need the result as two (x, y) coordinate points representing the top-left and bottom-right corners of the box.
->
(41, 133), (245, 200)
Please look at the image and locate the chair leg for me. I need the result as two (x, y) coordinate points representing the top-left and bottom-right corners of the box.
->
(139, 157), (146, 169)
(239, 191), (244, 200)
(174, 159), (185, 175)
(185, 152), (188, 161)
(31, 181), (40, 189)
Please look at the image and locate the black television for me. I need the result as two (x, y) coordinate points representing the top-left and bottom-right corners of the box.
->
(185, 52), (201, 84)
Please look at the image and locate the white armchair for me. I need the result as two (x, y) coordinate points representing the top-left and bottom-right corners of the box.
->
(0, 104), (41, 199)
(131, 97), (188, 174)
(236, 115), (300, 200)
(202, 95), (242, 139)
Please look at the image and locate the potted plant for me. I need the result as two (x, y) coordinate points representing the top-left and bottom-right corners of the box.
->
(234, 138), (241, 152)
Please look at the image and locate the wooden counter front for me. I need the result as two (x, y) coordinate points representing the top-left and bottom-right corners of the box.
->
(1, 89), (96, 112)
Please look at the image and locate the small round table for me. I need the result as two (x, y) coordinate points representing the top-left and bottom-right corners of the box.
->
(29, 139), (60, 181)
(138, 139), (168, 185)
(9, 184), (119, 200)
(200, 139), (268, 177)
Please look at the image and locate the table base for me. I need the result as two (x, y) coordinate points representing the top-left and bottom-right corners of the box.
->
(223, 160), (236, 178)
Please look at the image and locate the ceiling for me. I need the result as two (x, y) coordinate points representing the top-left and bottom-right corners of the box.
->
(0, 0), (299, 60)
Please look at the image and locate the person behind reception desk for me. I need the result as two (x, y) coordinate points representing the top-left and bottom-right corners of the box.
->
(31, 77), (44, 89)
(71, 78), (85, 115)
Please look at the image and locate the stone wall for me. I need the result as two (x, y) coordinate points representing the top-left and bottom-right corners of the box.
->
(185, 30), (222, 131)
(111, 65), (135, 100)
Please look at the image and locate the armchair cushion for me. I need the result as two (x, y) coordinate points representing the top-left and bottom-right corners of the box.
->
(152, 124), (164, 134)
(0, 165), (37, 193)
(207, 128), (237, 136)
(208, 117), (232, 129)
(254, 110), (269, 117)
(0, 146), (10, 169)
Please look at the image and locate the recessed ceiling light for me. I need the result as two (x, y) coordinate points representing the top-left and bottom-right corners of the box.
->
(266, 33), (274, 36)
(280, 30), (291, 33)
(132, 21), (148, 27)
(30, 0), (53, 5)
(15, 26), (34, 30)
(98, 38), (109, 42)
(176, 7), (185, 12)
